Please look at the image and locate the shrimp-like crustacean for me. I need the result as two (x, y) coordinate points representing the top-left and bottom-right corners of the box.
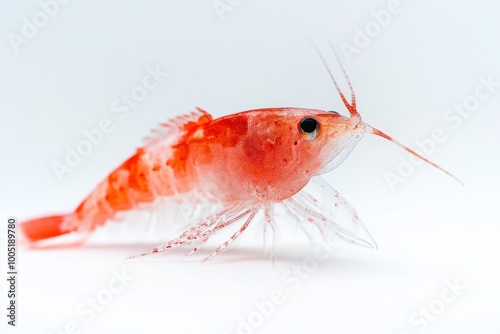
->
(21, 52), (459, 261)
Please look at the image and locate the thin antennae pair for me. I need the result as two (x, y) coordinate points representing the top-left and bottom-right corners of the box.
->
(311, 40), (463, 185)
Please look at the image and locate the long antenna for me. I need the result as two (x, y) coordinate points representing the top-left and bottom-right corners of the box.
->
(365, 124), (464, 185)
(310, 40), (358, 116)
(311, 39), (462, 185)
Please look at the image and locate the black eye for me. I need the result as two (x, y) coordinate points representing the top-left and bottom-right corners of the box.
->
(299, 117), (319, 140)
(300, 117), (318, 133)
(328, 110), (339, 115)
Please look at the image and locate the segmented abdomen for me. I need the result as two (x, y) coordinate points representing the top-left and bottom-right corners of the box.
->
(64, 144), (195, 233)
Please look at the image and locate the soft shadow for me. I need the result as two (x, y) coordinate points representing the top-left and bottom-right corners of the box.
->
(23, 240), (400, 274)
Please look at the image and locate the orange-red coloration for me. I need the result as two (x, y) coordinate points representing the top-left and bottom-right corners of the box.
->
(21, 57), (459, 261)
(21, 215), (66, 241)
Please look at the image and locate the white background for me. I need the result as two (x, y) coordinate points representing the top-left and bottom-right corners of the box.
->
(1, 1), (499, 333)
